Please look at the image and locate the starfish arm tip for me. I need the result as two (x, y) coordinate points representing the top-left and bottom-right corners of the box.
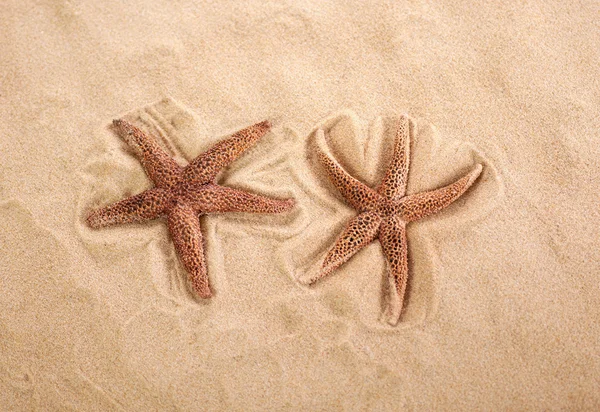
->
(300, 264), (336, 285)
(469, 164), (484, 184)
(296, 271), (327, 286)
(194, 287), (212, 299)
(381, 306), (402, 326)
(86, 215), (97, 228)
(251, 120), (272, 136)
(112, 118), (130, 132)
(282, 198), (295, 211)
(296, 275), (315, 286)
(385, 315), (400, 326)
(297, 267), (330, 285)
(86, 211), (103, 229)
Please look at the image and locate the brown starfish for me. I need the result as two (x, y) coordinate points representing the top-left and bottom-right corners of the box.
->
(87, 119), (294, 298)
(301, 115), (482, 325)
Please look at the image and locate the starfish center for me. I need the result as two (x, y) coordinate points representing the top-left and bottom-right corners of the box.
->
(374, 198), (401, 218)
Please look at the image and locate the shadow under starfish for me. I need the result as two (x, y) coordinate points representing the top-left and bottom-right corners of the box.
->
(299, 115), (482, 325)
(88, 119), (294, 298)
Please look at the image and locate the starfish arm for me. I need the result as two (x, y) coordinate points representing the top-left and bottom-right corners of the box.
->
(185, 184), (294, 214)
(378, 115), (411, 200)
(379, 216), (408, 326)
(315, 129), (380, 211)
(167, 202), (211, 298)
(399, 164), (483, 222)
(299, 211), (382, 285)
(87, 188), (170, 228)
(113, 119), (182, 188)
(183, 120), (271, 185)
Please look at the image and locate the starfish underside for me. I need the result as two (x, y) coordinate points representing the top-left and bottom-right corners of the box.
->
(88, 119), (294, 298)
(303, 116), (482, 325)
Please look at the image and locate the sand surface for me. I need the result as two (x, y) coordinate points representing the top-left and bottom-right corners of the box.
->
(1, 1), (600, 410)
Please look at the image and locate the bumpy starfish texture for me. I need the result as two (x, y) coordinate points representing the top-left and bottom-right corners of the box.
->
(302, 115), (482, 325)
(88, 119), (294, 298)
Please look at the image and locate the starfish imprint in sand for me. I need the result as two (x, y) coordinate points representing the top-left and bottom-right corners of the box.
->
(300, 115), (482, 325)
(88, 119), (294, 298)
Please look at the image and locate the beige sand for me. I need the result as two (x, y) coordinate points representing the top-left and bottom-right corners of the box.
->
(1, 1), (599, 410)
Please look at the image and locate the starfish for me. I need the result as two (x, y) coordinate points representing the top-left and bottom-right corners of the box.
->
(87, 119), (294, 298)
(301, 115), (482, 325)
